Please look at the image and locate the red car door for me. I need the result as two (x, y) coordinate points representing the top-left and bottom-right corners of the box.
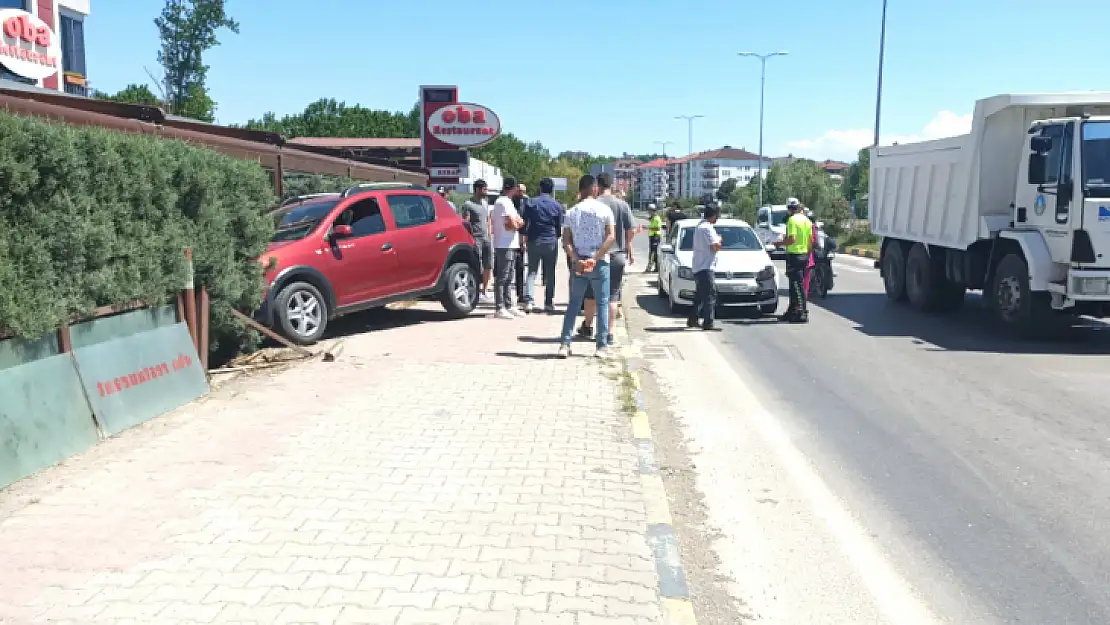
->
(383, 193), (444, 292)
(323, 196), (400, 306)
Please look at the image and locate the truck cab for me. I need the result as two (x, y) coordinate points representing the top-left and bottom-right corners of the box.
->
(1018, 117), (1110, 305)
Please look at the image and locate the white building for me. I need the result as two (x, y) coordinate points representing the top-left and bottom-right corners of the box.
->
(677, 147), (771, 200)
(636, 157), (669, 204)
(457, 156), (503, 194)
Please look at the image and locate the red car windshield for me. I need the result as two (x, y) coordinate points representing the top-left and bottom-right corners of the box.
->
(271, 200), (341, 242)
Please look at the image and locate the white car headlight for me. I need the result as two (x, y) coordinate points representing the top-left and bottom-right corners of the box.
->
(677, 267), (694, 280)
(757, 266), (775, 281)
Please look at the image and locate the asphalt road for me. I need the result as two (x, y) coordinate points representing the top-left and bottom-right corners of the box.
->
(626, 228), (1110, 624)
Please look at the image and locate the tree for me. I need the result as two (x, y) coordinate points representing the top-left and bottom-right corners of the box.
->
(95, 83), (162, 106)
(154, 0), (239, 122)
(716, 178), (738, 202)
(842, 147), (870, 218)
(242, 99), (420, 138)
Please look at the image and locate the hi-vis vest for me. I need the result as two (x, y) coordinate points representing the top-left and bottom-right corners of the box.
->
(648, 215), (662, 236)
(785, 214), (812, 255)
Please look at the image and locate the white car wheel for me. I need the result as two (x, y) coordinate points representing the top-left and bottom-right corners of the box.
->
(668, 278), (683, 316)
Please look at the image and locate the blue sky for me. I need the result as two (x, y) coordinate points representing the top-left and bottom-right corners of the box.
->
(88, 0), (1108, 162)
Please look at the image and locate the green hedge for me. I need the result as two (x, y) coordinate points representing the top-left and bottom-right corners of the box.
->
(0, 111), (276, 354)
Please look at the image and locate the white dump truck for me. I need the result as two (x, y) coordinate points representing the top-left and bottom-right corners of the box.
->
(870, 93), (1110, 335)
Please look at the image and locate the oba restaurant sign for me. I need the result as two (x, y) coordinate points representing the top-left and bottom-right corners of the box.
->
(0, 9), (61, 81)
(427, 103), (501, 148)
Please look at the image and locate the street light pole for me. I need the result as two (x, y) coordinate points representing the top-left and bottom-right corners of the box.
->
(873, 0), (888, 148)
(738, 51), (788, 209)
(674, 115), (704, 156)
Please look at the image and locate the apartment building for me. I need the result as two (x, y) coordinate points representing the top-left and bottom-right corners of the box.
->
(0, 0), (90, 96)
(636, 158), (669, 204)
(678, 146), (771, 200)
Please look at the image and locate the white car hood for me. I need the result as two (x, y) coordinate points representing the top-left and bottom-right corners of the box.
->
(675, 249), (773, 272)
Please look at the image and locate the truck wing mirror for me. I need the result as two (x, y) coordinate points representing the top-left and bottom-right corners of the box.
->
(1028, 153), (1049, 185)
(1030, 135), (1053, 154)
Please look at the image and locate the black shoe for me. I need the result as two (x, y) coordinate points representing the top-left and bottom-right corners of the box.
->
(788, 313), (809, 324)
(701, 322), (716, 331)
(779, 311), (799, 322)
(577, 325), (593, 339)
(686, 318), (699, 328)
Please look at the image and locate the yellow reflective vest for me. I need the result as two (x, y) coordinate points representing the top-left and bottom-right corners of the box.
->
(785, 214), (812, 255)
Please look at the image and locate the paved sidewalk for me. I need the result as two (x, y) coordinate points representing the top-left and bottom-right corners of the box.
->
(0, 260), (663, 625)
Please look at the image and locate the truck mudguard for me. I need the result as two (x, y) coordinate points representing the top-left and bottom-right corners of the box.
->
(999, 230), (1053, 291)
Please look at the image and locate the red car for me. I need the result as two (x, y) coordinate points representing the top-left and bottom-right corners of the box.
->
(256, 183), (480, 344)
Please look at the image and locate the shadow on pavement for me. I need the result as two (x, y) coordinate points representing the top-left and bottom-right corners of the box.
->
(494, 351), (562, 360)
(809, 291), (1110, 355)
(324, 306), (459, 339)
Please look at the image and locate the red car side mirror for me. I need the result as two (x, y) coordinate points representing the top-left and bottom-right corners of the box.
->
(332, 224), (353, 238)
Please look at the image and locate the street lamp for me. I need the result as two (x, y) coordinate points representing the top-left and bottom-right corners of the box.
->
(654, 140), (673, 157)
(738, 51), (788, 209)
(873, 0), (888, 148)
(674, 115), (704, 156)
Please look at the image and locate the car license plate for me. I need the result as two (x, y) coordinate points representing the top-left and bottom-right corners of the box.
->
(718, 283), (753, 293)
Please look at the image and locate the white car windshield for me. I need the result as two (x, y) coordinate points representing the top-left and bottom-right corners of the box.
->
(679, 226), (762, 251)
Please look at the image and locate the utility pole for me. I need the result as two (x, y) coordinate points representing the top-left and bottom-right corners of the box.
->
(674, 115), (704, 156)
(874, 0), (888, 148)
(738, 51), (788, 209)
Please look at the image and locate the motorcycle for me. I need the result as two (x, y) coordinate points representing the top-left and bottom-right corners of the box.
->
(808, 236), (836, 299)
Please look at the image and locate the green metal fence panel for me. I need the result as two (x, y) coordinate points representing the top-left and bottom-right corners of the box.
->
(0, 333), (60, 372)
(72, 322), (209, 437)
(0, 353), (98, 488)
(69, 305), (178, 350)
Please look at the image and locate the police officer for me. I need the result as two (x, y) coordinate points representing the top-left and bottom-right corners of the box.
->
(782, 198), (813, 323)
(645, 204), (663, 272)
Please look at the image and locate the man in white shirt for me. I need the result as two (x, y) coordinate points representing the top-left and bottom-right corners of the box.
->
(558, 175), (616, 359)
(490, 177), (526, 319)
(689, 204), (723, 330)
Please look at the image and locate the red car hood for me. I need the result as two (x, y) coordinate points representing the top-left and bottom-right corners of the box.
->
(264, 240), (297, 253)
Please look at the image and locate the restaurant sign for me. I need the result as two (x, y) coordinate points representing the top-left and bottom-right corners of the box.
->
(0, 9), (61, 81)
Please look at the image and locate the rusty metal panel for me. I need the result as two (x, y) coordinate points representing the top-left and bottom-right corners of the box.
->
(0, 333), (60, 372)
(72, 322), (209, 437)
(69, 305), (178, 350)
(0, 353), (98, 489)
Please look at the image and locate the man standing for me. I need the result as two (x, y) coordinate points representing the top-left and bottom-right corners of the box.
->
(559, 175), (616, 359)
(579, 172), (634, 346)
(437, 186), (457, 213)
(491, 178), (526, 319)
(512, 184), (529, 310)
(688, 204), (723, 330)
(460, 180), (493, 303)
(782, 199), (813, 323)
(665, 201), (687, 232)
(645, 204), (662, 272)
(521, 177), (563, 313)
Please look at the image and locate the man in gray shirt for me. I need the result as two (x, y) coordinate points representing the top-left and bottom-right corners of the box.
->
(460, 179), (493, 302)
(578, 172), (635, 346)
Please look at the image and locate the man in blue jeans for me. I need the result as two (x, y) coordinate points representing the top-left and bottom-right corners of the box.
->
(559, 175), (616, 359)
(521, 177), (563, 313)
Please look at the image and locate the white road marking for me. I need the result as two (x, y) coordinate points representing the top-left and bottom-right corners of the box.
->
(679, 332), (943, 625)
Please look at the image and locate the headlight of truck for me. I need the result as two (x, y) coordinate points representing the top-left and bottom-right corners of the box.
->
(678, 267), (694, 280)
(1075, 277), (1110, 295)
(757, 266), (775, 281)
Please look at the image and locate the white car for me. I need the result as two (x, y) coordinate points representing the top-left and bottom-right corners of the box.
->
(658, 218), (779, 316)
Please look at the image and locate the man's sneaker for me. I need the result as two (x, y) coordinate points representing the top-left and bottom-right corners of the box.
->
(529, 303), (541, 313)
(577, 325), (593, 339)
(479, 293), (493, 304)
(495, 308), (515, 320)
(509, 307), (527, 318)
(606, 333), (615, 346)
(544, 305), (556, 314)
(557, 344), (572, 359)
(595, 346), (611, 359)
(686, 318), (699, 329)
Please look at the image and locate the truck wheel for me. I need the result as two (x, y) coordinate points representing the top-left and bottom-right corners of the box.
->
(882, 241), (908, 302)
(990, 254), (1051, 338)
(905, 244), (935, 310)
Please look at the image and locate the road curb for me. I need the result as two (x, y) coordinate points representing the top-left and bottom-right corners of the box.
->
(838, 245), (879, 259)
(612, 311), (699, 625)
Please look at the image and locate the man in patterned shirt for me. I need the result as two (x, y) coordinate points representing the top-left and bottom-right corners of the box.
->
(558, 175), (616, 359)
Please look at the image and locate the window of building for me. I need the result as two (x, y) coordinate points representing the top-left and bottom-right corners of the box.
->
(60, 13), (87, 78)
(0, 0), (27, 8)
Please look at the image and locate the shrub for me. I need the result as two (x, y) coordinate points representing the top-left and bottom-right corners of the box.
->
(0, 111), (276, 354)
